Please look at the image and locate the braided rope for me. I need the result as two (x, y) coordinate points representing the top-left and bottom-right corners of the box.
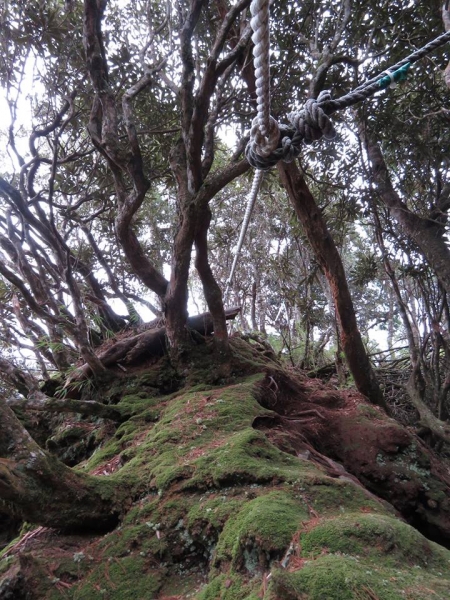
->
(249, 0), (279, 156)
(246, 28), (450, 170)
(351, 29), (450, 95)
(224, 0), (272, 293)
(224, 170), (264, 297)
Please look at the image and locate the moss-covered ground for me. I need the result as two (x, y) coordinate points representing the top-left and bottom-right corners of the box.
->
(2, 340), (450, 599)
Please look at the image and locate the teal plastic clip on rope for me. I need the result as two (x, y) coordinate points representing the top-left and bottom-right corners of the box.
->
(378, 62), (411, 89)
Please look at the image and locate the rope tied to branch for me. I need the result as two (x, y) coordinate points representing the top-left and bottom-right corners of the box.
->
(226, 2), (450, 292)
(246, 91), (337, 168)
(289, 91), (337, 143)
(246, 23), (450, 170)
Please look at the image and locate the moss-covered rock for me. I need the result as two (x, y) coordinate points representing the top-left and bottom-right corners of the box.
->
(213, 491), (309, 572)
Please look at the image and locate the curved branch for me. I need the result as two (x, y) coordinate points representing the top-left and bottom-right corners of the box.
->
(358, 120), (450, 298)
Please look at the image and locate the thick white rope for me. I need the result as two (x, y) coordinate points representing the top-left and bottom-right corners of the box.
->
(224, 169), (264, 300)
(249, 0), (279, 156)
(224, 0), (272, 297)
(224, 0), (272, 302)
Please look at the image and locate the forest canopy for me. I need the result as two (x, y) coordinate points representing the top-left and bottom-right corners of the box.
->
(0, 1), (450, 438)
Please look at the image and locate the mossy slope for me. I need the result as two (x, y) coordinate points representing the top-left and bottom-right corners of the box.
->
(1, 354), (450, 599)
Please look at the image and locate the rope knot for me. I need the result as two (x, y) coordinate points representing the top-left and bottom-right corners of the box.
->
(249, 115), (280, 158)
(279, 126), (300, 163)
(244, 93), (336, 170)
(288, 90), (336, 145)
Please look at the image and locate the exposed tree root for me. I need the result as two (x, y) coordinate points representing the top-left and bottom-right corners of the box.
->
(67, 307), (241, 382)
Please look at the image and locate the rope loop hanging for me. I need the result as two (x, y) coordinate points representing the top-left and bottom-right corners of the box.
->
(224, 0), (272, 296)
(224, 169), (264, 301)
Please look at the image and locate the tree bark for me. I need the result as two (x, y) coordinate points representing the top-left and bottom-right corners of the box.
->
(8, 394), (128, 423)
(358, 122), (450, 298)
(405, 373), (450, 446)
(164, 194), (196, 352)
(68, 307), (241, 381)
(277, 160), (387, 410)
(194, 205), (229, 351)
(0, 397), (122, 531)
(0, 356), (128, 422)
(443, 5), (450, 90)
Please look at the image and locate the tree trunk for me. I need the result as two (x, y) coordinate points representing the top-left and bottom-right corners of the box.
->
(277, 160), (387, 411)
(359, 122), (450, 298)
(251, 279), (258, 331)
(0, 397), (122, 531)
(194, 205), (229, 352)
(372, 207), (419, 365)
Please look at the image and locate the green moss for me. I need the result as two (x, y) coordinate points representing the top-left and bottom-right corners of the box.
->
(214, 491), (308, 572)
(90, 494), (205, 566)
(53, 556), (87, 581)
(0, 554), (54, 599)
(304, 480), (387, 516)
(0, 555), (15, 576)
(96, 524), (156, 558)
(263, 511), (450, 598)
(187, 429), (317, 489)
(108, 378), (285, 494)
(48, 425), (86, 445)
(143, 452), (193, 490)
(5, 361), (450, 600)
(157, 572), (205, 598)
(121, 496), (160, 526)
(229, 337), (276, 371)
(357, 404), (383, 419)
(187, 494), (243, 532)
(392, 442), (432, 477)
(105, 365), (175, 399)
(270, 557), (395, 600)
(79, 438), (123, 472)
(269, 552), (450, 600)
(301, 513), (449, 568)
(156, 496), (195, 529)
(118, 394), (161, 419)
(197, 573), (261, 600)
(73, 556), (162, 599)
(77, 377), (278, 498)
(159, 379), (265, 432)
(426, 487), (447, 503)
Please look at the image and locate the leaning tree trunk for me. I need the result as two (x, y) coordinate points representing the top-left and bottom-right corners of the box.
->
(277, 160), (387, 411)
(358, 121), (450, 298)
(0, 396), (123, 531)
